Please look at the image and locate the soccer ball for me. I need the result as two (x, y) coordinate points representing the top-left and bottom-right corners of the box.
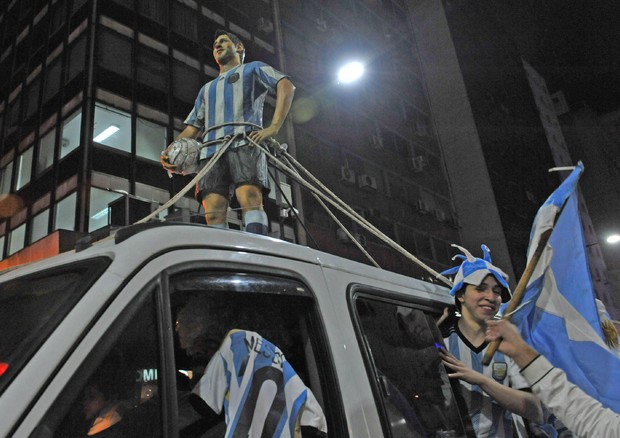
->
(161, 138), (201, 175)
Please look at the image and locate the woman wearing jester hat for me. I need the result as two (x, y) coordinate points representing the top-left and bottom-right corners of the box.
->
(438, 245), (543, 437)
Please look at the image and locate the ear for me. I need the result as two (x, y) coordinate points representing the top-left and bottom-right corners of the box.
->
(236, 42), (245, 55)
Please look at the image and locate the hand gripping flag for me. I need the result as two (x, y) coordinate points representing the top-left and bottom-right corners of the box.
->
(505, 162), (620, 412)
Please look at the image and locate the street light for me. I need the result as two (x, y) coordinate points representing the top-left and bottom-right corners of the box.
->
(607, 234), (620, 244)
(337, 61), (365, 84)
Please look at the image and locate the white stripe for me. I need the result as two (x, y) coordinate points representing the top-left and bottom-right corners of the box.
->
(214, 75), (226, 139)
(233, 64), (246, 135)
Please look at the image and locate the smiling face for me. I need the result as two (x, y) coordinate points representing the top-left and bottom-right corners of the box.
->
(212, 33), (243, 67)
(458, 275), (503, 324)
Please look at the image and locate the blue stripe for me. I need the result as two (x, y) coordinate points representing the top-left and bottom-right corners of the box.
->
(288, 390), (307, 436)
(273, 406), (289, 437)
(223, 68), (236, 137)
(243, 63), (255, 129)
(206, 78), (218, 141)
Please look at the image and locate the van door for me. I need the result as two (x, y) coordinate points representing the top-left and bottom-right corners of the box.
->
(15, 249), (349, 437)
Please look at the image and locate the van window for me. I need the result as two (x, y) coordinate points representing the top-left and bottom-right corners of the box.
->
(168, 271), (340, 437)
(353, 295), (473, 438)
(0, 257), (111, 395)
(32, 287), (162, 437)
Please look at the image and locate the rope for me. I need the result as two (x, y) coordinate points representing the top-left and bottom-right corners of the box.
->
(134, 134), (238, 224)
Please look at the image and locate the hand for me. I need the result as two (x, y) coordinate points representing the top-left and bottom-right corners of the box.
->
(439, 349), (485, 385)
(248, 125), (279, 145)
(436, 307), (450, 326)
(485, 319), (538, 367)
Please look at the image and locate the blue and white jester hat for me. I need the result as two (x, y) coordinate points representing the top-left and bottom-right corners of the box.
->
(440, 244), (512, 303)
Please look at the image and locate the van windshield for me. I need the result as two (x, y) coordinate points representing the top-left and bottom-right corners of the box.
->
(0, 257), (111, 395)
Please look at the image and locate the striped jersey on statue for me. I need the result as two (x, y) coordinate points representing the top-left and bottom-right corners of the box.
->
(445, 325), (528, 437)
(184, 61), (288, 157)
(192, 329), (327, 438)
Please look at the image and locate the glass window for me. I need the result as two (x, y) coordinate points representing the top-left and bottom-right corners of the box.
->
(0, 235), (4, 260)
(7, 98), (21, 134)
(66, 36), (86, 83)
(25, 78), (41, 119)
(172, 61), (201, 104)
(60, 110), (81, 158)
(97, 29), (132, 78)
(137, 0), (167, 24)
(55, 192), (77, 231)
(44, 60), (62, 102)
(33, 284), (162, 437)
(137, 47), (167, 91)
(172, 3), (197, 40)
(354, 296), (472, 437)
(0, 162), (13, 194)
(88, 187), (123, 232)
(0, 257), (111, 394)
(37, 128), (56, 175)
(16, 147), (34, 189)
(93, 104), (131, 152)
(8, 223), (26, 255)
(136, 118), (167, 162)
(31, 208), (50, 243)
(168, 271), (340, 437)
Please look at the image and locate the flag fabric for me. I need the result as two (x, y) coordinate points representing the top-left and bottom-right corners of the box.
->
(506, 162), (620, 412)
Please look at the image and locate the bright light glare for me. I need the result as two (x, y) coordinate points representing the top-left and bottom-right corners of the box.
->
(338, 62), (364, 84)
(93, 125), (120, 142)
(607, 234), (620, 244)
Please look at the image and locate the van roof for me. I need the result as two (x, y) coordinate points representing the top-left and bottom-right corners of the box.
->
(0, 222), (452, 302)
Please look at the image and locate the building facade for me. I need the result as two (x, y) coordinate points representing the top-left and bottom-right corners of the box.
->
(0, 0), (461, 280)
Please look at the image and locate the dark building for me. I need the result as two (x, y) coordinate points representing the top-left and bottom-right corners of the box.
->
(0, 0), (461, 280)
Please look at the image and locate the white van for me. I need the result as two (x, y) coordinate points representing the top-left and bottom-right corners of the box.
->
(0, 223), (473, 437)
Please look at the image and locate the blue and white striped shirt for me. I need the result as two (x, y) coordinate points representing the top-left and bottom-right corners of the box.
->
(184, 61), (289, 145)
(445, 324), (529, 437)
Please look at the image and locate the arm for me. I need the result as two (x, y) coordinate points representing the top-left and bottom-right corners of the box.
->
(248, 78), (295, 144)
(486, 320), (620, 436)
(176, 125), (202, 140)
(440, 351), (543, 423)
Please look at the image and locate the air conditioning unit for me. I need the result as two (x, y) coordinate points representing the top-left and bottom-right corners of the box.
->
(340, 166), (356, 185)
(410, 155), (428, 173)
(358, 174), (378, 192)
(415, 199), (430, 214)
(434, 209), (447, 222)
(369, 134), (384, 150)
(257, 17), (274, 34)
(366, 207), (381, 218)
(336, 228), (349, 243)
(315, 17), (328, 32)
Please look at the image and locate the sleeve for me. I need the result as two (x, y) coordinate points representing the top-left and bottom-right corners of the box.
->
(252, 61), (290, 92)
(192, 349), (229, 414)
(521, 355), (620, 437)
(506, 356), (529, 390)
(184, 84), (207, 129)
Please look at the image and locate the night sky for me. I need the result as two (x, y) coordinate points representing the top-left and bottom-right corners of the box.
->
(487, 0), (620, 114)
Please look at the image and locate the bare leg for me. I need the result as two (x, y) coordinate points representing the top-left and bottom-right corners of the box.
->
(202, 193), (229, 227)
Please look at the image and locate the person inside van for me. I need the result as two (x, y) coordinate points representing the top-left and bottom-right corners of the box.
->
(438, 244), (543, 437)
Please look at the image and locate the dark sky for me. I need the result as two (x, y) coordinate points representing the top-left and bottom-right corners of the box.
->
(488, 0), (620, 114)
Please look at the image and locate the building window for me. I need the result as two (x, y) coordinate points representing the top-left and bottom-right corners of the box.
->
(24, 78), (41, 119)
(93, 104), (131, 153)
(44, 59), (62, 103)
(55, 192), (77, 231)
(0, 163), (13, 194)
(8, 223), (26, 256)
(66, 35), (86, 83)
(60, 110), (81, 159)
(137, 0), (167, 24)
(97, 29), (132, 78)
(16, 147), (34, 190)
(31, 208), (50, 243)
(89, 187), (123, 232)
(137, 46), (168, 91)
(37, 128), (56, 175)
(136, 117), (167, 162)
(172, 60), (201, 104)
(0, 235), (4, 260)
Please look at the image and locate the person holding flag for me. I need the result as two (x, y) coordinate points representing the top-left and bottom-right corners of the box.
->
(438, 245), (543, 437)
(485, 318), (620, 436)
(492, 162), (620, 416)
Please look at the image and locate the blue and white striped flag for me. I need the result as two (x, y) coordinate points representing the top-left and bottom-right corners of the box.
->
(506, 162), (620, 412)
